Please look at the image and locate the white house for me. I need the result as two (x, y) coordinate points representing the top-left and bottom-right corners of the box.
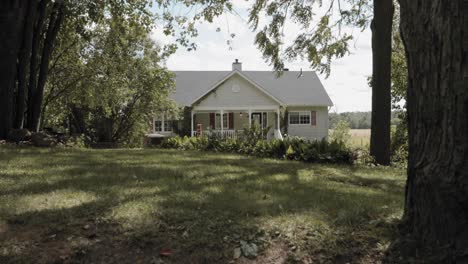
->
(149, 60), (333, 141)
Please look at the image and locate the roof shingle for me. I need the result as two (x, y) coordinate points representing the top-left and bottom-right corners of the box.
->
(170, 70), (333, 107)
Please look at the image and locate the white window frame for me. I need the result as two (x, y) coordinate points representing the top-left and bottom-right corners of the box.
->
(163, 119), (173, 132)
(154, 120), (162, 132)
(215, 113), (229, 130)
(154, 114), (173, 132)
(288, 111), (311, 125)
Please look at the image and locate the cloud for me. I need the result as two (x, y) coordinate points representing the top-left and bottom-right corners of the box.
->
(151, 2), (373, 112)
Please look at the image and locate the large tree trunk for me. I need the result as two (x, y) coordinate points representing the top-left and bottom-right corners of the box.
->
(28, 2), (64, 132)
(0, 1), (25, 139)
(27, 0), (47, 130)
(370, 0), (394, 165)
(14, 0), (38, 129)
(399, 0), (468, 260)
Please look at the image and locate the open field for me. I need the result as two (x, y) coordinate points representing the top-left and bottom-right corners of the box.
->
(349, 129), (371, 147)
(0, 147), (404, 263)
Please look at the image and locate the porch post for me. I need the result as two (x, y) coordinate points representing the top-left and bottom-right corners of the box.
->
(220, 109), (224, 134)
(191, 111), (194, 137)
(277, 108), (280, 129)
(248, 109), (252, 129)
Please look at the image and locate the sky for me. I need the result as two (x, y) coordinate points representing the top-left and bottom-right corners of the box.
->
(151, 1), (373, 113)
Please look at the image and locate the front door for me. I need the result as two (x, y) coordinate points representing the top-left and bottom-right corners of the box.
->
(251, 113), (262, 127)
(251, 112), (268, 129)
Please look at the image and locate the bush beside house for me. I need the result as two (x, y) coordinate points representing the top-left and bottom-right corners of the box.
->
(160, 134), (356, 164)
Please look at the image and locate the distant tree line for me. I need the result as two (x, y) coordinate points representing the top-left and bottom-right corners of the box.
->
(329, 111), (402, 129)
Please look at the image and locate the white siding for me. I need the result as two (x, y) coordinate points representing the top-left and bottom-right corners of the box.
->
(195, 74), (279, 108)
(193, 111), (278, 132)
(267, 112), (276, 129)
(286, 106), (329, 140)
(194, 111), (251, 131)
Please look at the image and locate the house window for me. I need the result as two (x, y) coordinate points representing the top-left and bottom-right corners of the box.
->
(289, 112), (311, 125)
(215, 113), (228, 129)
(154, 120), (162, 132)
(154, 114), (173, 132)
(164, 120), (173, 132)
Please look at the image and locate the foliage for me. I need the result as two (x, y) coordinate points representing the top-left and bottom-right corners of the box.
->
(364, 5), (406, 113)
(329, 111), (401, 129)
(248, 0), (372, 75)
(44, 13), (175, 147)
(388, 8), (408, 165)
(390, 143), (408, 166)
(390, 113), (408, 165)
(390, 6), (407, 112)
(154, 0), (233, 52)
(354, 146), (375, 165)
(329, 120), (351, 145)
(172, 107), (193, 137)
(160, 133), (356, 164)
(0, 0), (236, 139)
(330, 112), (371, 129)
(238, 123), (271, 145)
(64, 134), (88, 148)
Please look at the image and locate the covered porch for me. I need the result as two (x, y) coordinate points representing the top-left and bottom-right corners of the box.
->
(191, 107), (283, 140)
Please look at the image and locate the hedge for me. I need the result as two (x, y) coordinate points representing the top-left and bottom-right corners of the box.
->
(160, 134), (356, 164)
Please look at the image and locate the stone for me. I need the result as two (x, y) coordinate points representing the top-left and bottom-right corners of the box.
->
(240, 240), (258, 258)
(233, 247), (241, 259)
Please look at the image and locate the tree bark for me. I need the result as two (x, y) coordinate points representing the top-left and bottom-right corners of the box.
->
(28, 2), (64, 132)
(14, 0), (38, 129)
(27, 0), (47, 130)
(0, 1), (26, 139)
(370, 0), (394, 165)
(398, 0), (468, 260)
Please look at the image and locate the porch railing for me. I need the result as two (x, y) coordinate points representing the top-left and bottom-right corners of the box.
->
(199, 129), (243, 139)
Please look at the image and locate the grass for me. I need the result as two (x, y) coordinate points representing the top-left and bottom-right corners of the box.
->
(0, 146), (405, 263)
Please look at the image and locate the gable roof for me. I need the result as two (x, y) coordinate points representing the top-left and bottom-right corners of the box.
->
(190, 70), (284, 105)
(170, 70), (333, 107)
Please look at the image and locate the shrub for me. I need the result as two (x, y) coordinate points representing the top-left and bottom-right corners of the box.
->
(65, 134), (88, 148)
(354, 146), (375, 165)
(285, 145), (295, 160)
(390, 117), (408, 165)
(160, 132), (356, 164)
(238, 124), (270, 144)
(329, 120), (351, 145)
(391, 144), (408, 165)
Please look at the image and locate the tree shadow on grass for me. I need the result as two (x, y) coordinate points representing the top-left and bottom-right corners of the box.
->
(0, 148), (405, 263)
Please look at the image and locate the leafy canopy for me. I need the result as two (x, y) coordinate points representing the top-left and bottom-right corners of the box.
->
(248, 0), (372, 75)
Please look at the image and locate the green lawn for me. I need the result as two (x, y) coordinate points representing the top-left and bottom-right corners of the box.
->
(0, 147), (405, 263)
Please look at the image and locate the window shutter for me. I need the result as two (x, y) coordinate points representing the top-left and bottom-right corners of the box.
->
(209, 113), (215, 128)
(229, 112), (234, 129)
(311, 111), (317, 126)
